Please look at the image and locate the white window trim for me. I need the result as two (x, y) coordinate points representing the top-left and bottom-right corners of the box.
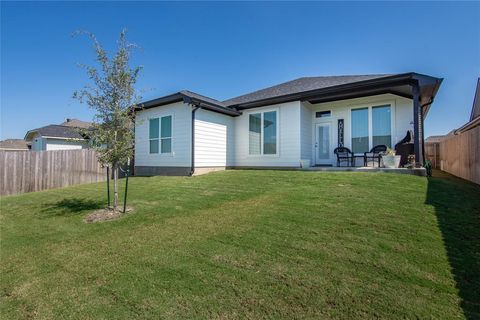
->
(247, 108), (280, 157)
(349, 100), (396, 153)
(148, 114), (174, 156)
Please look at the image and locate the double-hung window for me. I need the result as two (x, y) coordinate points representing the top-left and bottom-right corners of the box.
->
(249, 110), (277, 155)
(149, 115), (172, 154)
(351, 104), (392, 153)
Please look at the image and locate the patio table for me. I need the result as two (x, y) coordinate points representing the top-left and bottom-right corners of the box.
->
(352, 154), (365, 167)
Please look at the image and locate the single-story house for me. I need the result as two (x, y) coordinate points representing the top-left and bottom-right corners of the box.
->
(134, 73), (442, 176)
(25, 118), (93, 151)
(0, 139), (30, 151)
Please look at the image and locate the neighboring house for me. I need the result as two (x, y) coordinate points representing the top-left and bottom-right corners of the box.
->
(0, 139), (30, 151)
(425, 136), (446, 144)
(454, 78), (480, 134)
(428, 78), (480, 183)
(24, 119), (93, 151)
(134, 72), (442, 176)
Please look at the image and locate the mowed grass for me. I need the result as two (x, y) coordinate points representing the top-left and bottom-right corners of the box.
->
(1, 170), (479, 319)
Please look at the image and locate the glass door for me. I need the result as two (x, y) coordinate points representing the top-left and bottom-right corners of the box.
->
(315, 122), (332, 165)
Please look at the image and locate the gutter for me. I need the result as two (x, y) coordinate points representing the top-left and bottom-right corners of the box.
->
(454, 116), (480, 134)
(25, 134), (87, 142)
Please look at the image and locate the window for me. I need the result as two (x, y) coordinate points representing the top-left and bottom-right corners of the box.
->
(372, 105), (391, 148)
(315, 111), (331, 118)
(161, 115), (172, 153)
(263, 111), (277, 154)
(149, 118), (159, 154)
(249, 113), (261, 155)
(149, 115), (172, 154)
(351, 104), (392, 153)
(351, 108), (369, 153)
(249, 110), (277, 155)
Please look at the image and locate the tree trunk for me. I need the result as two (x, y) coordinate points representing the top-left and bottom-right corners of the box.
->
(113, 164), (119, 210)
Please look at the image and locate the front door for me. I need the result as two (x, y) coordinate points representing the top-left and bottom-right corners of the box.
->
(315, 122), (333, 165)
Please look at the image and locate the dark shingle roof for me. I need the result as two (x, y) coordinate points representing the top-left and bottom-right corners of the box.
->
(60, 118), (93, 129)
(222, 74), (393, 106)
(137, 73), (442, 115)
(25, 125), (86, 140)
(470, 78), (480, 121)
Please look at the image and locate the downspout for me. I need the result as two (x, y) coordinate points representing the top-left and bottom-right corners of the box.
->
(190, 105), (201, 176)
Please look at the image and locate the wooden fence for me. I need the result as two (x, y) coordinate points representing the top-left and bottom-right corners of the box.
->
(425, 142), (441, 169)
(0, 149), (107, 196)
(437, 126), (480, 185)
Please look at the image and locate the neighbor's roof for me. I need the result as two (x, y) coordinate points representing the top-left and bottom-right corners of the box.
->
(24, 125), (87, 141)
(425, 136), (446, 143)
(136, 72), (443, 115)
(60, 118), (93, 129)
(0, 139), (30, 150)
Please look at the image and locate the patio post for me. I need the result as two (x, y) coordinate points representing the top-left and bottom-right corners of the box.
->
(412, 82), (422, 167)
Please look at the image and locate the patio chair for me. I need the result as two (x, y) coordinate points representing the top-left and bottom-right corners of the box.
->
(364, 145), (387, 167)
(334, 147), (354, 167)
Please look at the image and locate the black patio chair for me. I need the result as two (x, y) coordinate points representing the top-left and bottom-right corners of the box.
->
(334, 147), (354, 167)
(364, 145), (387, 167)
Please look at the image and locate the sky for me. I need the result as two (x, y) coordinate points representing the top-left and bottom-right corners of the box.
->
(1, 1), (479, 139)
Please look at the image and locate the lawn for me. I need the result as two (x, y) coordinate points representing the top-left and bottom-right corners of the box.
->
(1, 170), (479, 319)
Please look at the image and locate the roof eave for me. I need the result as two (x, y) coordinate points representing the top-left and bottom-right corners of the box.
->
(230, 73), (442, 110)
(136, 92), (241, 116)
(230, 73), (416, 109)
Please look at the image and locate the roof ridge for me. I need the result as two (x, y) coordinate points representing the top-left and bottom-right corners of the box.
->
(180, 90), (224, 103)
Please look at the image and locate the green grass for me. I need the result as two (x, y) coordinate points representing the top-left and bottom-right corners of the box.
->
(1, 170), (479, 319)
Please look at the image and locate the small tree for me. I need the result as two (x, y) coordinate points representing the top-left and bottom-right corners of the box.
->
(73, 29), (141, 211)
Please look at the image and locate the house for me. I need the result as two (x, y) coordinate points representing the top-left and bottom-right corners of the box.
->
(0, 139), (30, 151)
(133, 73), (442, 176)
(454, 78), (480, 134)
(24, 118), (93, 151)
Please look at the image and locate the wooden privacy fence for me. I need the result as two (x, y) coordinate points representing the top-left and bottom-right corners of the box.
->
(438, 126), (480, 185)
(0, 149), (107, 196)
(425, 142), (441, 169)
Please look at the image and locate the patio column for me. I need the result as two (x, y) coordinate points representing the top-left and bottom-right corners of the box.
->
(412, 82), (422, 167)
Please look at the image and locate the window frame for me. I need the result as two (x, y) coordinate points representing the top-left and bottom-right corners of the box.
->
(148, 114), (174, 156)
(149, 118), (160, 154)
(247, 108), (279, 157)
(349, 101), (395, 153)
(160, 115), (173, 154)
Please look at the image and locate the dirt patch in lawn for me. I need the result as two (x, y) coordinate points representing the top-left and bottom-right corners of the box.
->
(84, 207), (134, 223)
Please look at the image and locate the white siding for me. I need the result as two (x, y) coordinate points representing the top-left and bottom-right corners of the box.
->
(134, 101), (191, 167)
(45, 138), (86, 150)
(234, 101), (301, 167)
(300, 102), (312, 161)
(195, 109), (234, 167)
(309, 94), (414, 164)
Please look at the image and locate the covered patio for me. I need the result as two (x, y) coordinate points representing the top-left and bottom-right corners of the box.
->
(296, 73), (443, 169)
